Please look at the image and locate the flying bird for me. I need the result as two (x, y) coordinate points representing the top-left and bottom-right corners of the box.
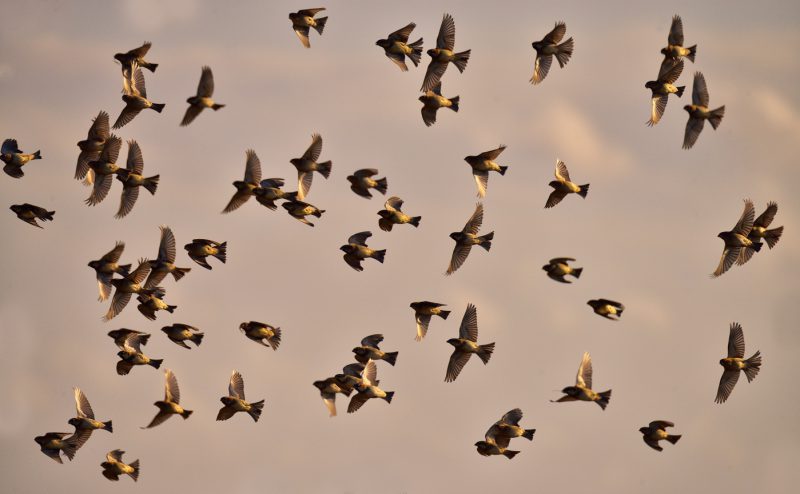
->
(116, 332), (162, 376)
(712, 199), (760, 278)
(181, 66), (224, 126)
(478, 408), (535, 458)
(282, 199), (325, 226)
(715, 322), (762, 404)
(10, 203), (54, 228)
(184, 239), (227, 270)
(223, 149), (262, 213)
(683, 72), (726, 149)
(661, 15), (696, 62)
(353, 334), (398, 366)
(410, 301), (450, 341)
(142, 369), (192, 428)
(530, 21), (574, 85)
(291, 133), (332, 200)
(740, 202), (783, 264)
(376, 23), (423, 71)
(136, 288), (176, 320)
(420, 13), (471, 92)
(587, 299), (625, 320)
(114, 42), (158, 73)
(347, 360), (395, 413)
(474, 439), (519, 460)
(313, 377), (351, 417)
(85, 135), (123, 206)
(646, 58), (685, 126)
(107, 329), (150, 350)
(68, 388), (112, 438)
(2, 138), (41, 178)
(254, 178), (299, 210)
(545, 159), (589, 208)
(551, 352), (611, 410)
(114, 140), (159, 218)
(34, 431), (91, 464)
(161, 324), (204, 349)
(378, 196), (421, 231)
(104, 260), (157, 321)
(113, 64), (165, 129)
(217, 370), (265, 422)
(88, 242), (130, 302)
(446, 203), (493, 275)
(542, 257), (583, 283)
(639, 420), (682, 451)
(419, 82), (459, 126)
(144, 226), (191, 289)
(239, 321), (282, 350)
(76, 111), (109, 183)
(347, 168), (387, 198)
(340, 231), (386, 271)
(464, 145), (508, 198)
(101, 450), (140, 482)
(445, 303), (495, 382)
(289, 8), (328, 48)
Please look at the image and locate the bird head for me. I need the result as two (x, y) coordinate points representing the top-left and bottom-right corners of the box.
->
(418, 95), (427, 103)
(446, 338), (460, 347)
(67, 418), (81, 428)
(409, 302), (418, 310)
(548, 180), (560, 189)
(427, 48), (438, 57)
(116, 350), (127, 359)
(660, 47), (669, 56)
(113, 53), (124, 63)
(587, 300), (596, 307)
(312, 380), (326, 391)
(717, 232), (726, 239)
(352, 347), (365, 356)
(644, 81), (657, 90)
(562, 386), (579, 396)
(238, 322), (249, 333)
(346, 175), (356, 184)
(87, 260), (100, 269)
(376, 39), (388, 48)
(340, 244), (353, 254)
(719, 358), (728, 366)
(9, 204), (22, 214)
(220, 396), (235, 406)
(541, 264), (550, 271)
(377, 210), (390, 219)
(289, 158), (301, 167)
(638, 426), (649, 434)
(449, 232), (460, 241)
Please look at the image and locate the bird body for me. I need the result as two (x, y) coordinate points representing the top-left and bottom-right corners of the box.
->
(101, 450), (140, 481)
(34, 431), (91, 463)
(143, 369), (192, 428)
(465, 146), (508, 197)
(639, 420), (682, 451)
(715, 322), (762, 403)
(10, 203), (54, 228)
(545, 160), (588, 208)
(646, 59), (685, 126)
(661, 15), (696, 62)
(217, 370), (265, 422)
(181, 66), (224, 126)
(543, 257), (582, 283)
(420, 14), (470, 92)
(289, 8), (328, 48)
(161, 324), (204, 349)
(445, 304), (495, 382)
(340, 231), (385, 271)
(114, 64), (165, 129)
(419, 83), (459, 126)
(530, 22), (574, 84)
(683, 72), (725, 149)
(474, 440), (519, 459)
(377, 23), (423, 71)
(1, 138), (41, 178)
(184, 239), (227, 269)
(378, 196), (421, 231)
(587, 299), (625, 320)
(552, 352), (611, 410)
(410, 301), (450, 341)
(240, 321), (281, 350)
(713, 199), (759, 277)
(348, 168), (388, 198)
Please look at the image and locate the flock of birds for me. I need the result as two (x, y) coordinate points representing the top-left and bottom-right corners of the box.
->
(1, 7), (784, 482)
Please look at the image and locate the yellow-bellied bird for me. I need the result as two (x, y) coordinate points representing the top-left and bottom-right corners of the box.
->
(1, 138), (41, 178)
(712, 199), (760, 278)
(639, 420), (681, 451)
(445, 303), (495, 382)
(661, 15), (696, 62)
(530, 22), (574, 85)
(645, 58), (684, 126)
(217, 370), (265, 422)
(419, 82), (459, 127)
(142, 369), (192, 428)
(465, 145), (508, 198)
(446, 203), (493, 275)
(376, 23), (423, 71)
(161, 324), (204, 349)
(101, 450), (139, 482)
(239, 321), (282, 350)
(378, 196), (421, 231)
(223, 149), (262, 213)
(289, 8), (328, 48)
(115, 140), (159, 218)
(282, 199), (325, 226)
(113, 64), (165, 129)
(291, 133), (332, 200)
(715, 322), (762, 404)
(542, 257), (582, 283)
(114, 42), (158, 74)
(184, 239), (227, 270)
(34, 431), (91, 464)
(421, 13), (470, 92)
(551, 352), (611, 410)
(740, 202), (783, 264)
(136, 288), (176, 320)
(587, 299), (625, 321)
(76, 111), (109, 183)
(341, 231), (386, 271)
(68, 388), (112, 437)
(116, 332), (162, 376)
(347, 360), (395, 413)
(89, 242), (130, 302)
(682, 72), (725, 149)
(353, 334), (398, 366)
(10, 203), (54, 228)
(348, 168), (388, 198)
(545, 159), (589, 208)
(181, 66), (224, 126)
(410, 301), (450, 341)
(144, 226), (191, 289)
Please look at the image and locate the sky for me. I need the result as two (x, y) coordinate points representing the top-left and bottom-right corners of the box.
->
(1, 0), (799, 492)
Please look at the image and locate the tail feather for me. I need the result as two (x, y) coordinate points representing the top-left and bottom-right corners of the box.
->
(375, 177), (388, 195)
(384, 351), (399, 366)
(191, 332), (204, 346)
(596, 389), (612, 410)
(744, 351), (762, 382)
(572, 267), (583, 279)
(555, 38), (574, 67)
(439, 310), (451, 320)
(408, 38), (423, 66)
(478, 231), (494, 251)
(44, 210), (56, 221)
(449, 95), (460, 112)
(764, 226), (783, 248)
(477, 342), (495, 364)
(523, 428), (536, 440)
(708, 106), (725, 129)
(751, 242), (763, 253)
(503, 449), (520, 460)
(383, 391), (394, 404)
(118, 264), (132, 276)
(215, 242), (227, 263)
(317, 160), (332, 179)
(143, 175), (159, 195)
(212, 103), (225, 111)
(181, 409), (193, 419)
(578, 184), (589, 198)
(410, 216), (421, 227)
(666, 434), (681, 445)
(144, 62), (158, 72)
(129, 459), (140, 481)
(151, 103), (165, 113)
(248, 400), (265, 422)
(270, 327), (282, 349)
(149, 359), (163, 369)
(171, 267), (191, 281)
(33, 150), (42, 160)
(373, 249), (386, 264)
(103, 420), (113, 433)
(453, 50), (471, 73)
(313, 16), (328, 35)
(498, 165), (508, 176)
(675, 86), (686, 98)
(166, 305), (177, 313)
(686, 45), (697, 63)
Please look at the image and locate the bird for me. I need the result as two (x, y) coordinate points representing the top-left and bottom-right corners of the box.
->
(239, 321), (282, 350)
(114, 42), (158, 73)
(739, 202), (783, 265)
(101, 450), (140, 482)
(76, 111), (109, 183)
(378, 196), (421, 231)
(646, 58), (685, 126)
(410, 301), (450, 341)
(289, 8), (328, 48)
(290, 133), (332, 200)
(464, 145), (508, 198)
(142, 369), (192, 428)
(181, 66), (224, 126)
(661, 15), (696, 62)
(107, 329), (150, 350)
(85, 135), (123, 206)
(445, 303), (495, 382)
(639, 420), (682, 452)
(340, 231), (386, 271)
(545, 159), (589, 208)
(715, 322), (762, 404)
(420, 13), (470, 92)
(347, 168), (388, 198)
(161, 324), (204, 349)
(551, 352), (611, 410)
(282, 199), (325, 226)
(683, 72), (726, 149)
(184, 239), (227, 270)
(333, 362), (371, 396)
(530, 21), (574, 85)
(114, 140), (159, 218)
(136, 288), (176, 320)
(68, 388), (112, 437)
(347, 360), (395, 413)
(223, 149), (262, 213)
(1, 138), (41, 178)
(217, 370), (265, 422)
(313, 377), (351, 417)
(542, 257), (583, 283)
(474, 440), (519, 460)
(34, 431), (91, 464)
(712, 199), (760, 278)
(479, 408), (535, 458)
(376, 23), (423, 71)
(144, 226), (192, 289)
(10, 203), (54, 228)
(88, 242), (130, 302)
(104, 260), (157, 321)
(419, 82), (459, 126)
(353, 334), (399, 366)
(254, 178), (298, 210)
(113, 63), (165, 129)
(587, 299), (625, 320)
(116, 332), (162, 376)
(446, 203), (493, 275)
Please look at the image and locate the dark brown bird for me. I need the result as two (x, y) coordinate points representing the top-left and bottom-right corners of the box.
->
(181, 66), (224, 126)
(136, 288), (176, 320)
(376, 23), (423, 71)
(551, 352), (611, 410)
(545, 160), (588, 208)
(639, 420), (682, 451)
(217, 370), (265, 422)
(661, 15), (696, 62)
(113, 64), (165, 129)
(76, 111), (109, 182)
(2, 138), (42, 178)
(115, 332), (162, 376)
(347, 360), (395, 414)
(530, 21), (574, 85)
(739, 202), (783, 264)
(114, 140), (159, 219)
(161, 324), (204, 349)
(464, 145), (508, 198)
(348, 168), (388, 198)
(290, 133), (332, 200)
(445, 303), (495, 382)
(10, 203), (54, 228)
(587, 299), (625, 320)
(715, 322), (762, 404)
(239, 321), (281, 350)
(420, 13), (470, 92)
(646, 58), (685, 126)
(410, 301), (450, 341)
(419, 82), (459, 127)
(105, 260), (157, 321)
(101, 449), (140, 482)
(254, 178), (299, 210)
(114, 42), (158, 73)
(89, 242), (130, 302)
(447, 203), (493, 275)
(223, 149), (262, 213)
(107, 329), (149, 350)
(184, 239), (227, 270)
(142, 369), (192, 429)
(712, 199), (760, 278)
(34, 431), (91, 464)
(289, 8), (328, 48)
(313, 376), (351, 417)
(378, 196), (421, 231)
(542, 257), (582, 283)
(340, 231), (386, 271)
(144, 226), (192, 289)
(282, 199), (325, 227)
(353, 334), (398, 366)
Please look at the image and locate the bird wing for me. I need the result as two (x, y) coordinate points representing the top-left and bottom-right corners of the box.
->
(143, 409), (172, 429)
(216, 405), (236, 421)
(421, 60), (448, 93)
(692, 72), (709, 107)
(298, 8), (326, 16)
(463, 203), (484, 235)
(302, 133), (323, 162)
(576, 351), (593, 389)
(197, 66), (214, 97)
(727, 322), (746, 358)
(712, 246), (741, 278)
(180, 104), (204, 127)
(297, 171), (313, 200)
(100, 136), (122, 164)
(73, 387), (95, 419)
(754, 202), (778, 228)
(101, 241), (126, 263)
(648, 94), (669, 126)
(421, 105), (438, 127)
(129, 41), (152, 58)
(347, 393), (369, 414)
(554, 160), (571, 182)
(715, 370), (740, 404)
(437, 13), (456, 51)
(321, 392), (337, 417)
(105, 292), (132, 321)
(643, 435), (663, 451)
(500, 408), (523, 426)
(129, 261), (151, 284)
(415, 314), (432, 341)
(164, 369), (180, 403)
(543, 21), (567, 44)
(733, 199), (755, 235)
(132, 66), (147, 98)
(116, 183), (140, 219)
(473, 170), (489, 198)
(86, 174), (113, 206)
(126, 140), (144, 174)
(112, 105), (142, 130)
(158, 226), (176, 263)
(446, 243), (472, 275)
(445, 350), (471, 382)
(682, 114), (705, 149)
(89, 111), (110, 140)
(122, 332), (145, 353)
(354, 168), (378, 178)
(545, 188), (568, 208)
(294, 26), (311, 48)
(244, 149), (262, 183)
(361, 334), (384, 348)
(1, 139), (20, 154)
(389, 22), (415, 43)
(348, 231), (372, 246)
(459, 303), (479, 342)
(343, 253), (363, 271)
(477, 145), (506, 161)
(362, 360), (378, 387)
(549, 257), (575, 264)
(106, 449), (124, 462)
(384, 196), (403, 212)
(531, 54), (552, 85)
(668, 15), (684, 46)
(97, 275), (113, 301)
(649, 420), (674, 430)
(229, 370), (245, 399)
(657, 58), (684, 85)
(222, 188), (253, 214)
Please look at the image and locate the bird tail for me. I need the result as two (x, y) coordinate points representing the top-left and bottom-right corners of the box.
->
(764, 226), (783, 248)
(686, 45), (697, 63)
(315, 160), (332, 179)
(477, 342), (495, 364)
(523, 428), (536, 440)
(270, 327), (282, 349)
(572, 267), (583, 279)
(578, 184), (590, 198)
(503, 449), (520, 460)
(191, 332), (204, 346)
(373, 249), (386, 264)
(675, 86), (686, 98)
(118, 263), (132, 276)
(751, 241), (763, 253)
(143, 175), (159, 195)
(248, 400), (265, 422)
(596, 389), (612, 410)
(408, 38), (423, 66)
(313, 16), (328, 35)
(129, 459), (140, 481)
(498, 165), (508, 176)
(374, 177), (388, 195)
(744, 351), (762, 382)
(149, 359), (163, 369)
(708, 106), (725, 129)
(33, 150), (42, 160)
(212, 103), (225, 111)
(165, 304), (176, 313)
(171, 267), (191, 281)
(44, 210), (56, 221)
(103, 420), (113, 433)
(555, 37), (574, 67)
(384, 351), (399, 366)
(151, 103), (165, 113)
(666, 434), (682, 445)
(478, 231), (494, 251)
(181, 409), (193, 419)
(143, 62), (158, 73)
(449, 95), (460, 112)
(410, 216), (422, 228)
(453, 50), (471, 73)
(214, 242), (227, 263)
(383, 391), (395, 404)
(313, 209), (325, 218)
